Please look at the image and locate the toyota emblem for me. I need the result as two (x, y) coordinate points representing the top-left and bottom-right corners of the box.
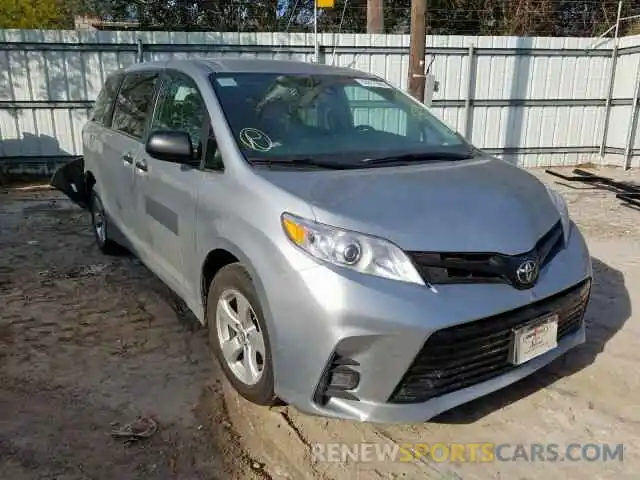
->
(515, 259), (539, 286)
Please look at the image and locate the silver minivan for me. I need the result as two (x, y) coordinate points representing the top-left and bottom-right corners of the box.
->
(53, 58), (592, 424)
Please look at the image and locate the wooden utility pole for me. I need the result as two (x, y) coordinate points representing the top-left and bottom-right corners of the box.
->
(407, 0), (427, 101)
(367, 0), (384, 34)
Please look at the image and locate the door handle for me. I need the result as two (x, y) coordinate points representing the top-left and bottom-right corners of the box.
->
(122, 154), (133, 165)
(135, 159), (148, 172)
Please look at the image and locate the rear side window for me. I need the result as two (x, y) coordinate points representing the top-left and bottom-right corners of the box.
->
(111, 72), (159, 140)
(90, 74), (122, 126)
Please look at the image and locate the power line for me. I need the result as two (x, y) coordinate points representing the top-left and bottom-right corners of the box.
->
(286, 0), (302, 31)
(331, 0), (350, 65)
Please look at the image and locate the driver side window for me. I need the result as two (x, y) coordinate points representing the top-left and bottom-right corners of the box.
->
(151, 72), (206, 162)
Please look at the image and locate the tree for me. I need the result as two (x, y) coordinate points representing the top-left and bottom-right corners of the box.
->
(31, 0), (640, 37)
(197, 0), (279, 32)
(0, 0), (70, 29)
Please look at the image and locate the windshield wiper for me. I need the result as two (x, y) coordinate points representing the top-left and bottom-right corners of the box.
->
(361, 151), (473, 166)
(251, 157), (356, 170)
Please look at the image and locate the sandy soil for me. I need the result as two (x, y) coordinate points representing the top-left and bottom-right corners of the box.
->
(0, 187), (268, 480)
(1, 166), (639, 479)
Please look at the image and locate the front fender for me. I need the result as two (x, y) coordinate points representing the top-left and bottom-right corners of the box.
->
(201, 234), (275, 331)
(194, 168), (317, 395)
(196, 213), (301, 374)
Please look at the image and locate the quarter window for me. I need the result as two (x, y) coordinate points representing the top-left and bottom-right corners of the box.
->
(151, 73), (206, 161)
(203, 127), (223, 170)
(112, 72), (158, 140)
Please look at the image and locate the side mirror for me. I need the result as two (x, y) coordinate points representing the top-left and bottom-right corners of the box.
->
(146, 130), (194, 164)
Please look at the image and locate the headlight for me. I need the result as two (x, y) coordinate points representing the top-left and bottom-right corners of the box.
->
(281, 213), (425, 285)
(545, 185), (571, 244)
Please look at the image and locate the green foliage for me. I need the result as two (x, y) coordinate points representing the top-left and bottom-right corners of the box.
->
(5, 0), (640, 37)
(0, 0), (69, 29)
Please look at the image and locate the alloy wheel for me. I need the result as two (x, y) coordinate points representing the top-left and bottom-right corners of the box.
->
(215, 289), (266, 386)
(92, 196), (106, 244)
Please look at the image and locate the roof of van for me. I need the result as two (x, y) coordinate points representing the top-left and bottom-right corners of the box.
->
(124, 57), (376, 78)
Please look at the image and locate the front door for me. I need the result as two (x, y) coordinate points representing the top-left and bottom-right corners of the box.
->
(132, 70), (207, 299)
(106, 71), (160, 242)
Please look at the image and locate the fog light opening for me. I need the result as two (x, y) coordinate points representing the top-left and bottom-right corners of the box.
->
(314, 353), (361, 405)
(328, 367), (360, 390)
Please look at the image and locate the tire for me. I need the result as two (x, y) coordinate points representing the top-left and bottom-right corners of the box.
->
(207, 263), (276, 405)
(89, 190), (121, 255)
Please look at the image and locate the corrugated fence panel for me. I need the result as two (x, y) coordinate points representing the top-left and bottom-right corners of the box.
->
(609, 50), (639, 159)
(468, 105), (600, 152)
(519, 153), (591, 168)
(1, 30), (639, 171)
(613, 53), (635, 98)
(427, 35), (466, 101)
(606, 106), (631, 149)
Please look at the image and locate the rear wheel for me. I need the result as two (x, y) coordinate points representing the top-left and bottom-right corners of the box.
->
(90, 190), (121, 255)
(207, 263), (276, 405)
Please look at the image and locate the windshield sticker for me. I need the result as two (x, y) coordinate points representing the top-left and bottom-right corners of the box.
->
(239, 128), (273, 152)
(355, 78), (391, 89)
(216, 77), (238, 87)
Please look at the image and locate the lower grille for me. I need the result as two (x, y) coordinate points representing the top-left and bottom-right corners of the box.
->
(388, 279), (591, 404)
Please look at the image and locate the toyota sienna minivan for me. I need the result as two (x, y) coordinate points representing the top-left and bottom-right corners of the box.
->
(52, 58), (592, 424)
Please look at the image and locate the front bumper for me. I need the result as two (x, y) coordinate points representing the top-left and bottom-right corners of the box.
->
(267, 225), (592, 424)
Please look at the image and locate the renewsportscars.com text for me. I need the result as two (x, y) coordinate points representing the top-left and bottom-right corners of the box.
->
(311, 442), (624, 463)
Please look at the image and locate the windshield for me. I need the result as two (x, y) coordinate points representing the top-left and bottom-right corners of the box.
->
(210, 72), (472, 167)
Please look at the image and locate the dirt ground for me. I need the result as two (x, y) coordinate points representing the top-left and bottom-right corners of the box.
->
(1, 166), (639, 480)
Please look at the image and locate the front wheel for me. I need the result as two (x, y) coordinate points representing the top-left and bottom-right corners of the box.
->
(207, 263), (276, 405)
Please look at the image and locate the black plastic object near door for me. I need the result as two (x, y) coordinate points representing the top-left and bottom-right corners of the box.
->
(50, 157), (89, 209)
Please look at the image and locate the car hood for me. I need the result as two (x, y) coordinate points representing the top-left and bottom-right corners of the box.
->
(256, 156), (561, 254)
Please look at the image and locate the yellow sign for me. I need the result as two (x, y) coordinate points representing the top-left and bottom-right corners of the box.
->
(317, 0), (334, 8)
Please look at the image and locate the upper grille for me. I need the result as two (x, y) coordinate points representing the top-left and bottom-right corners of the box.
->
(408, 221), (564, 289)
(388, 278), (591, 404)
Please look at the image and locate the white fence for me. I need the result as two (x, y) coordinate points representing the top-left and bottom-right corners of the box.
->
(1, 29), (640, 173)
